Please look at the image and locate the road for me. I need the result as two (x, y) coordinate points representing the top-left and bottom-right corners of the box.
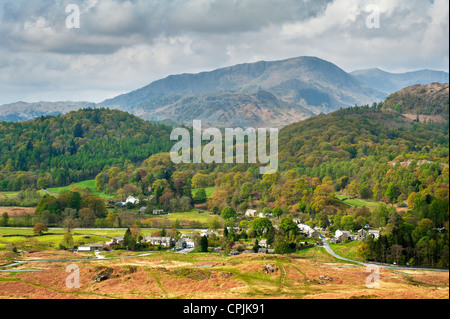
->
(319, 234), (448, 272)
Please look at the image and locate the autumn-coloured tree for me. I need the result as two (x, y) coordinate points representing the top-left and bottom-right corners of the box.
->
(33, 223), (48, 236)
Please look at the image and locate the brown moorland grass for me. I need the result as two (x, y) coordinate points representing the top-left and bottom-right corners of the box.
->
(0, 207), (35, 217)
(0, 249), (448, 299)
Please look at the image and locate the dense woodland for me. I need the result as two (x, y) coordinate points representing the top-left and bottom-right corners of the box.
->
(0, 87), (449, 267)
(0, 108), (173, 191)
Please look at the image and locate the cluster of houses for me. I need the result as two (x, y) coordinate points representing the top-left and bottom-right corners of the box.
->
(329, 228), (381, 244)
(293, 219), (321, 238)
(76, 229), (222, 252)
(244, 209), (272, 218)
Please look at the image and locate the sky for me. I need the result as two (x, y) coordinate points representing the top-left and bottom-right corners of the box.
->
(0, 0), (448, 105)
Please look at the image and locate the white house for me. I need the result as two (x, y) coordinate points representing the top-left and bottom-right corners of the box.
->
(244, 209), (257, 217)
(77, 244), (104, 252)
(184, 238), (196, 248)
(357, 229), (368, 241)
(120, 196), (140, 205)
(145, 236), (174, 247)
(334, 229), (351, 242)
(110, 236), (124, 245)
(200, 230), (219, 237)
(368, 229), (381, 239)
(259, 239), (268, 248)
(296, 222), (319, 238)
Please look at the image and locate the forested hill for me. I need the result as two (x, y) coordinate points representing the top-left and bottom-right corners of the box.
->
(0, 108), (173, 190)
(383, 83), (449, 119)
(278, 103), (449, 174)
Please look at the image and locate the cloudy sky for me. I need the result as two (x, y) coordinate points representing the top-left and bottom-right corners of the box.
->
(0, 0), (448, 105)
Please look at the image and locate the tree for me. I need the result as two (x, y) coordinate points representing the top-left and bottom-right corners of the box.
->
(341, 215), (355, 231)
(385, 183), (397, 203)
(82, 195), (107, 218)
(252, 217), (272, 236)
(33, 223), (48, 236)
(389, 244), (404, 264)
(252, 239), (260, 253)
(208, 216), (222, 231)
(272, 206), (283, 218)
(239, 182), (252, 201)
(123, 227), (136, 250)
(73, 122), (83, 138)
(0, 213), (9, 227)
(221, 206), (237, 220)
(356, 243), (371, 261)
(62, 232), (74, 250)
(193, 188), (207, 204)
(273, 235), (291, 254)
(95, 173), (108, 192)
(130, 224), (142, 241)
(78, 208), (95, 227)
(347, 180), (361, 198)
(223, 226), (229, 237)
(63, 216), (76, 233)
(105, 211), (117, 227)
(278, 217), (298, 235)
(200, 236), (208, 252)
(192, 173), (211, 189)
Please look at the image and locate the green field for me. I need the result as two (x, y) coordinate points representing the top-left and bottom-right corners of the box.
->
(0, 227), (165, 251)
(0, 192), (21, 198)
(158, 209), (221, 224)
(48, 180), (116, 199)
(191, 187), (215, 198)
(329, 240), (364, 262)
(295, 246), (357, 264)
(335, 195), (380, 209)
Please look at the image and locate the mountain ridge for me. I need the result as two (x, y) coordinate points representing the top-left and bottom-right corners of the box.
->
(1, 56), (448, 128)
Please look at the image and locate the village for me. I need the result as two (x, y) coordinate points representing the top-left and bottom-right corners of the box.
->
(76, 195), (383, 258)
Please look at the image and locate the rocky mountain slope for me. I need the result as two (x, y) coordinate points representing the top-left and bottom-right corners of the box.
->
(1, 56), (448, 128)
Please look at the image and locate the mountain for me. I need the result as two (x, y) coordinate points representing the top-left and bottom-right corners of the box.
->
(1, 56), (448, 128)
(350, 68), (449, 95)
(99, 56), (386, 127)
(0, 101), (96, 122)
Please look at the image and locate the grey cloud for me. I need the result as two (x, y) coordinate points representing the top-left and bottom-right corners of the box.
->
(1, 0), (333, 55)
(0, 0), (447, 105)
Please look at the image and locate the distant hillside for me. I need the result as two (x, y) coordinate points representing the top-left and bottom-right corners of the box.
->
(278, 105), (449, 173)
(383, 83), (449, 120)
(350, 68), (449, 95)
(0, 108), (173, 190)
(131, 90), (315, 128)
(0, 101), (96, 122)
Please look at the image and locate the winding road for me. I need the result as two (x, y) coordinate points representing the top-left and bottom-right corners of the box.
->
(319, 234), (448, 272)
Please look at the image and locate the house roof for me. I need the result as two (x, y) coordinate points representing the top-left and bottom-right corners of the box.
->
(145, 236), (173, 241)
